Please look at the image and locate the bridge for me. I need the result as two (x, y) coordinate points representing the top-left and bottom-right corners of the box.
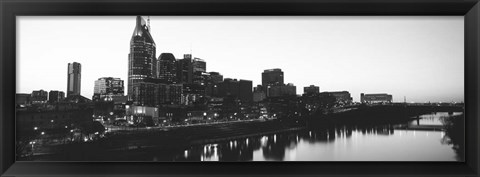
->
(308, 104), (464, 125)
(393, 124), (445, 131)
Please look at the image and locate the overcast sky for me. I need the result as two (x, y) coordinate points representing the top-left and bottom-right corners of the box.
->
(17, 16), (464, 103)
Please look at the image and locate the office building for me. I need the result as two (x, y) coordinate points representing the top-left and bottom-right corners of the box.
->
(361, 93), (393, 104)
(176, 54), (193, 84)
(31, 90), (48, 104)
(93, 77), (125, 102)
(304, 85), (320, 95)
(267, 83), (296, 97)
(131, 80), (183, 106)
(67, 62), (81, 97)
(48, 90), (65, 103)
(238, 80), (253, 102)
(157, 53), (177, 83)
(192, 58), (206, 73)
(319, 91), (353, 104)
(262, 68), (284, 87)
(128, 16), (157, 98)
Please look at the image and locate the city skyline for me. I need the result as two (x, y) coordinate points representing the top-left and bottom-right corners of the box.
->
(17, 16), (464, 102)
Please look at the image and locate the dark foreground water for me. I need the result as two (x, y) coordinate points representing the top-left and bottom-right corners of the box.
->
(172, 112), (463, 161)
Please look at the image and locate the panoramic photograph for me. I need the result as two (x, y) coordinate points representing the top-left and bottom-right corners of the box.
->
(16, 16), (464, 161)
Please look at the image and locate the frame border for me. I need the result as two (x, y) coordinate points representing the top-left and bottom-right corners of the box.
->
(1, 0), (479, 176)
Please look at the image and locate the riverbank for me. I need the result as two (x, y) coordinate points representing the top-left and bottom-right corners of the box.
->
(28, 119), (305, 161)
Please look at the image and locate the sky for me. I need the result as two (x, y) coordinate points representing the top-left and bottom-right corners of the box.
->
(17, 16), (464, 103)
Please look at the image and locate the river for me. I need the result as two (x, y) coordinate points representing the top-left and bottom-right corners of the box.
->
(170, 112), (463, 161)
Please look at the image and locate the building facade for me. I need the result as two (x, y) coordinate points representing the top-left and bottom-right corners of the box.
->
(67, 62), (81, 97)
(319, 91), (353, 105)
(31, 90), (48, 104)
(157, 53), (177, 83)
(128, 16), (157, 99)
(131, 81), (183, 106)
(93, 77), (125, 102)
(267, 83), (297, 97)
(176, 54), (194, 84)
(262, 68), (284, 87)
(360, 93), (393, 104)
(304, 85), (320, 95)
(48, 90), (65, 104)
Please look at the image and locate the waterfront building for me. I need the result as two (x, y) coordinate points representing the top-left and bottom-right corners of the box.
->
(31, 90), (48, 104)
(93, 77), (124, 102)
(16, 106), (93, 132)
(361, 93), (393, 104)
(125, 105), (160, 125)
(319, 91), (353, 105)
(157, 53), (177, 83)
(48, 90), (65, 104)
(67, 62), (81, 97)
(128, 16), (157, 98)
(304, 85), (320, 95)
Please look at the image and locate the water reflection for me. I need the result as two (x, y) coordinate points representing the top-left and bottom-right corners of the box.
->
(172, 112), (462, 161)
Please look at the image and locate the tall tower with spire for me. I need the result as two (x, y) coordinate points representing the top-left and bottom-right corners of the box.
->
(128, 16), (157, 99)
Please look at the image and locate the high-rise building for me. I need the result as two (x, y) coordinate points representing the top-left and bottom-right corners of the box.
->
(31, 90), (48, 104)
(157, 53), (177, 83)
(176, 54), (193, 84)
(238, 80), (253, 102)
(207, 72), (223, 83)
(205, 72), (223, 97)
(219, 78), (239, 97)
(67, 62), (81, 97)
(262, 68), (284, 87)
(48, 90), (65, 103)
(304, 85), (320, 95)
(93, 77), (124, 101)
(128, 16), (157, 99)
(192, 58), (206, 73)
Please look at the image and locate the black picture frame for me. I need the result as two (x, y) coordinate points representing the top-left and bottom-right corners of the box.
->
(1, 0), (479, 176)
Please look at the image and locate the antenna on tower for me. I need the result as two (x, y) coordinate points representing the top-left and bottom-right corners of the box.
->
(190, 43), (193, 56)
(147, 16), (151, 30)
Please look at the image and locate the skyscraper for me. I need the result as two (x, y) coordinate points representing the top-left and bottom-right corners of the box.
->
(128, 16), (157, 99)
(157, 53), (177, 83)
(176, 54), (193, 84)
(238, 80), (253, 102)
(262, 68), (284, 86)
(67, 62), (81, 97)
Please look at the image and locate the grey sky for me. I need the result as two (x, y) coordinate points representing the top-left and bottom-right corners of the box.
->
(17, 16), (464, 103)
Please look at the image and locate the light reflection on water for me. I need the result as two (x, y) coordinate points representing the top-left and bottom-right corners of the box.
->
(173, 112), (462, 161)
